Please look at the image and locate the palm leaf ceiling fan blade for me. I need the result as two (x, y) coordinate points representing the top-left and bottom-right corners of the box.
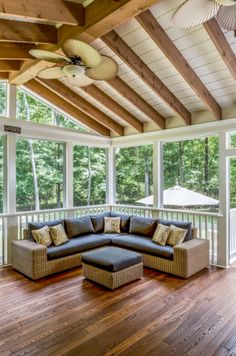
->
(217, 4), (236, 30)
(29, 49), (71, 63)
(62, 39), (101, 68)
(37, 67), (65, 79)
(172, 0), (220, 28)
(86, 56), (118, 81)
(215, 0), (236, 5)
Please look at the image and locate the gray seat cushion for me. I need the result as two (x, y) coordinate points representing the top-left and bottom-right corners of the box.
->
(28, 219), (64, 242)
(47, 234), (110, 260)
(112, 234), (173, 260)
(82, 246), (142, 272)
(158, 219), (192, 242)
(129, 216), (157, 238)
(64, 216), (94, 238)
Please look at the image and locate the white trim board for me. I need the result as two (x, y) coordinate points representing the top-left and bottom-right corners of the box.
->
(0, 117), (111, 147)
(111, 116), (236, 147)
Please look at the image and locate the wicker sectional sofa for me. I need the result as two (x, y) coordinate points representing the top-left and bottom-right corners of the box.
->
(11, 212), (209, 280)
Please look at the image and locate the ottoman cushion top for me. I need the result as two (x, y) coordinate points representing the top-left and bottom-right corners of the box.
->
(81, 247), (142, 272)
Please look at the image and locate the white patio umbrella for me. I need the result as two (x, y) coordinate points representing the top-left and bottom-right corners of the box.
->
(136, 185), (219, 206)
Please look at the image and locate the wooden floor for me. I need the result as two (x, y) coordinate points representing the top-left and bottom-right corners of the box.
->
(1, 266), (236, 356)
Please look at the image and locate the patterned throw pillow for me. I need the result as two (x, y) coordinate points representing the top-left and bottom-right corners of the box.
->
(104, 217), (121, 233)
(32, 225), (52, 247)
(49, 224), (69, 246)
(166, 224), (188, 246)
(152, 223), (172, 246)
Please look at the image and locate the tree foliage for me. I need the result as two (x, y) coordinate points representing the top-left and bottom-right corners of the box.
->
(116, 145), (153, 204)
(73, 146), (106, 206)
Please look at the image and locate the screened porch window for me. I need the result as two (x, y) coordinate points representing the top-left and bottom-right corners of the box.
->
(163, 136), (219, 212)
(73, 146), (107, 206)
(16, 88), (88, 132)
(16, 138), (64, 212)
(116, 145), (153, 205)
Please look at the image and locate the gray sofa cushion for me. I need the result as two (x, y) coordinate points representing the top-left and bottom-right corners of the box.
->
(47, 234), (110, 260)
(158, 219), (192, 242)
(129, 216), (157, 238)
(110, 212), (130, 233)
(112, 234), (173, 260)
(28, 220), (64, 242)
(82, 246), (142, 272)
(64, 216), (94, 239)
(90, 212), (111, 233)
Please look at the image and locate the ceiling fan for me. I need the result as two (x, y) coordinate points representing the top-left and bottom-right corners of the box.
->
(172, 0), (236, 31)
(29, 39), (119, 87)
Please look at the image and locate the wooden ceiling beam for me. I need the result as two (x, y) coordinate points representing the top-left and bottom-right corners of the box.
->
(102, 31), (191, 125)
(0, 19), (57, 44)
(0, 72), (8, 80)
(9, 0), (162, 85)
(136, 10), (222, 120)
(0, 0), (85, 26)
(203, 18), (236, 81)
(108, 76), (165, 128)
(0, 60), (21, 72)
(37, 78), (124, 136)
(24, 79), (110, 136)
(0, 43), (36, 60)
(81, 84), (144, 132)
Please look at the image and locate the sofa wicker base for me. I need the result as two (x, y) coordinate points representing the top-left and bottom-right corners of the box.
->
(82, 262), (143, 289)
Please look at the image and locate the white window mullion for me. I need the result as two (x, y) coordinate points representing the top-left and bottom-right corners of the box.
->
(106, 146), (116, 206)
(153, 141), (163, 209)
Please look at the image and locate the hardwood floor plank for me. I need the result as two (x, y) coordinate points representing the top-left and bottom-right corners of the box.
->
(0, 266), (236, 356)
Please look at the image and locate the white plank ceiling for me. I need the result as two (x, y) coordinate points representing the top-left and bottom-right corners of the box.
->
(63, 0), (236, 132)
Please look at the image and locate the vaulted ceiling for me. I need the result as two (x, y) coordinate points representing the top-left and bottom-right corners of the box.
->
(0, 0), (235, 136)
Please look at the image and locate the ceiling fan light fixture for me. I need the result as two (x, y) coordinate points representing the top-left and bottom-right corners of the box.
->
(63, 64), (85, 77)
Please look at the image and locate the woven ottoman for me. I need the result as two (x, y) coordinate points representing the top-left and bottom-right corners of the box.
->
(81, 247), (143, 290)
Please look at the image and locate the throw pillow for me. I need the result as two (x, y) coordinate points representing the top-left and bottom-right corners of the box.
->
(32, 225), (52, 247)
(166, 224), (188, 246)
(152, 223), (172, 246)
(104, 217), (121, 233)
(49, 224), (69, 246)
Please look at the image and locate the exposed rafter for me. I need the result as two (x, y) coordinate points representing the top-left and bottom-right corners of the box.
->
(0, 60), (21, 72)
(136, 10), (222, 120)
(108, 76), (165, 129)
(9, 0), (162, 85)
(24, 79), (110, 136)
(37, 78), (124, 136)
(0, 19), (57, 44)
(0, 0), (85, 26)
(0, 43), (36, 60)
(203, 18), (236, 82)
(102, 31), (191, 125)
(81, 84), (144, 132)
(0, 72), (8, 80)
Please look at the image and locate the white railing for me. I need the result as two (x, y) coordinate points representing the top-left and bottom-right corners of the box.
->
(0, 204), (223, 266)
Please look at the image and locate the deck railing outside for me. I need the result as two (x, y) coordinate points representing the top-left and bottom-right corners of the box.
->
(0, 204), (223, 266)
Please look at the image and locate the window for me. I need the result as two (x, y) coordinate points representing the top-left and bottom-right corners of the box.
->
(16, 138), (64, 211)
(0, 82), (7, 116)
(73, 146), (106, 206)
(163, 136), (219, 211)
(116, 145), (153, 205)
(0, 136), (4, 213)
(16, 88), (88, 132)
(229, 132), (236, 149)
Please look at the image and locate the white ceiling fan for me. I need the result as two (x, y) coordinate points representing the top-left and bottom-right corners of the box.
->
(172, 0), (236, 31)
(29, 39), (118, 87)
